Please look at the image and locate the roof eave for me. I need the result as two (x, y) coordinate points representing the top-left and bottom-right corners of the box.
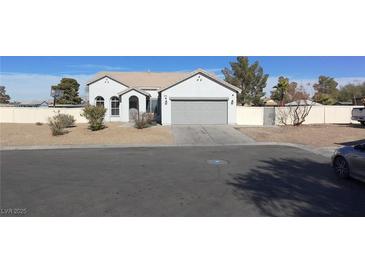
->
(158, 69), (241, 94)
(86, 75), (130, 87)
(117, 87), (151, 97)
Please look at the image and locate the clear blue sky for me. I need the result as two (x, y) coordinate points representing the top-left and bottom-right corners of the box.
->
(1, 56), (365, 100)
(2, 56), (365, 77)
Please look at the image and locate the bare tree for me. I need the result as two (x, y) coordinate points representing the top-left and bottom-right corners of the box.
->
(277, 101), (314, 126)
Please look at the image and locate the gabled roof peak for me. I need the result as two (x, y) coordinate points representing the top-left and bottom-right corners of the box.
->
(87, 69), (241, 93)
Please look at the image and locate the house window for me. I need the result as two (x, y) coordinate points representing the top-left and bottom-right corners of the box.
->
(95, 96), (104, 107)
(110, 96), (120, 116)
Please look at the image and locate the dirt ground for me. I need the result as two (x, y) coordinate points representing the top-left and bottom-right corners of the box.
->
(0, 123), (174, 147)
(237, 124), (365, 148)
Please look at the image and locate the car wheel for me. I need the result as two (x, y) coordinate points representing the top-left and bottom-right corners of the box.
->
(333, 156), (350, 178)
(360, 121), (365, 126)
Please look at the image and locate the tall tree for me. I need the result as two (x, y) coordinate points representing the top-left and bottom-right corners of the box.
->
(222, 56), (268, 106)
(312, 76), (339, 105)
(52, 78), (81, 104)
(271, 78), (310, 105)
(288, 84), (310, 102)
(0, 86), (11, 104)
(270, 76), (290, 106)
(337, 82), (365, 102)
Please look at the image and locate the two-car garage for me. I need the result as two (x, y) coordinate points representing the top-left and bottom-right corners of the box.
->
(159, 70), (240, 125)
(171, 99), (228, 125)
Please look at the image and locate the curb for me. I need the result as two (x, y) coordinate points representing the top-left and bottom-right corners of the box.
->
(0, 142), (336, 158)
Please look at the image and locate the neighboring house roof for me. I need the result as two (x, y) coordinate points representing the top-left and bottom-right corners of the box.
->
(117, 87), (151, 97)
(335, 101), (353, 105)
(264, 99), (278, 106)
(15, 100), (49, 107)
(158, 69), (241, 94)
(285, 100), (322, 106)
(86, 71), (190, 89)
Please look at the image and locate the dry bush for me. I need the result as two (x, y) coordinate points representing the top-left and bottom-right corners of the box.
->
(144, 112), (155, 125)
(134, 112), (154, 129)
(57, 113), (75, 128)
(277, 101), (313, 126)
(48, 117), (66, 136)
(47, 112), (76, 136)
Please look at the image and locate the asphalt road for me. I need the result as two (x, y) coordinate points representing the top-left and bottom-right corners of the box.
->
(1, 145), (365, 217)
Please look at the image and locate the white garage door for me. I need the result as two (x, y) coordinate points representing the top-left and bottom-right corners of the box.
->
(171, 100), (228, 125)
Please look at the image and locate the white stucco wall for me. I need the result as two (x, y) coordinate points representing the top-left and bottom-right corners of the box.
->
(324, 106), (355, 124)
(1, 105), (359, 125)
(0, 107), (87, 123)
(160, 73), (237, 125)
(120, 90), (147, 122)
(274, 105), (358, 125)
(88, 77), (128, 122)
(236, 107), (264, 125)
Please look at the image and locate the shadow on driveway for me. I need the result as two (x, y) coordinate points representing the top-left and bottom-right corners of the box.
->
(227, 158), (365, 216)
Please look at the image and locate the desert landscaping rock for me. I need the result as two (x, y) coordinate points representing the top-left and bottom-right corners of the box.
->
(0, 123), (174, 147)
(237, 124), (365, 148)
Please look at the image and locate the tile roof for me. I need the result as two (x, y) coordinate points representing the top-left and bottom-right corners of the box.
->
(87, 71), (190, 89)
(87, 69), (242, 93)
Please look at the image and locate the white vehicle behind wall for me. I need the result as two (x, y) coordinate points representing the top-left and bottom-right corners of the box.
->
(352, 107), (365, 126)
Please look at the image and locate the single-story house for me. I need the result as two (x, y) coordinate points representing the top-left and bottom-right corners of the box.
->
(285, 100), (322, 106)
(86, 69), (240, 125)
(14, 100), (50, 108)
(264, 99), (278, 106)
(334, 101), (353, 106)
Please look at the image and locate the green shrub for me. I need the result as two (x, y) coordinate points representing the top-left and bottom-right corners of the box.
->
(81, 105), (107, 131)
(48, 117), (65, 136)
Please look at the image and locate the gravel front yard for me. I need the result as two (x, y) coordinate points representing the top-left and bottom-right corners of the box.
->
(0, 123), (174, 147)
(237, 124), (365, 148)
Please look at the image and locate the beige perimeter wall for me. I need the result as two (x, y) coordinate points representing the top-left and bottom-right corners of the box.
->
(236, 106), (264, 126)
(237, 106), (359, 126)
(275, 106), (357, 125)
(0, 107), (87, 123)
(0, 106), (359, 125)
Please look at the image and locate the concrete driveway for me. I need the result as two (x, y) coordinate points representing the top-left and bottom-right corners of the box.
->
(2, 145), (365, 217)
(172, 125), (254, 145)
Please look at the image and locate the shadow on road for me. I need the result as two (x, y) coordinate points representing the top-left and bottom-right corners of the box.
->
(227, 158), (365, 216)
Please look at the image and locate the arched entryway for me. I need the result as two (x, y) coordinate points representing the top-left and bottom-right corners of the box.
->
(129, 95), (139, 121)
